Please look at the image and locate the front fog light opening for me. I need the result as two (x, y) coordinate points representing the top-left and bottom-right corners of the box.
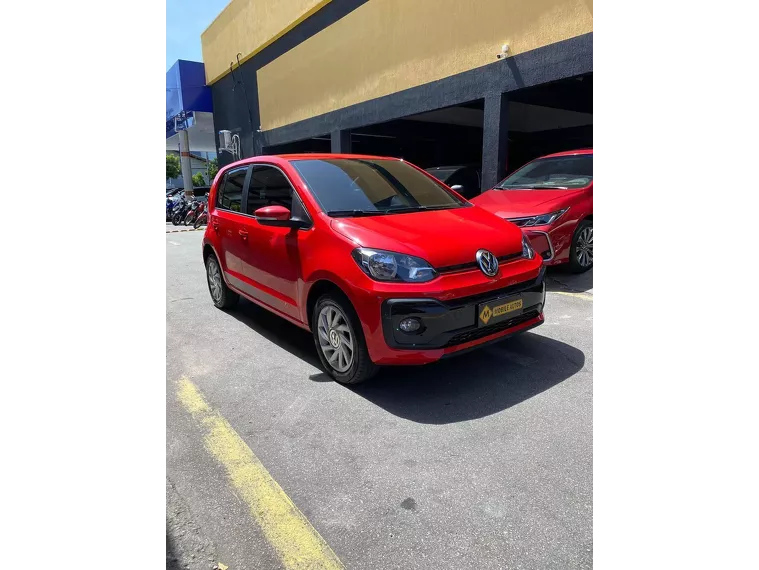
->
(399, 317), (422, 333)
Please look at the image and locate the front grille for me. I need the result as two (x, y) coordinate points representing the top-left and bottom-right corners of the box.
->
(437, 252), (523, 274)
(443, 267), (545, 308)
(443, 310), (539, 348)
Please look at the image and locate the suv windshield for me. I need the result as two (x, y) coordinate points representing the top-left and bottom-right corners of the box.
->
(292, 158), (466, 217)
(496, 154), (592, 190)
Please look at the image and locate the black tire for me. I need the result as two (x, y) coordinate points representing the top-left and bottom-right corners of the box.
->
(193, 215), (205, 229)
(568, 219), (593, 273)
(184, 212), (195, 226)
(172, 212), (183, 226)
(312, 292), (378, 384)
(205, 254), (239, 310)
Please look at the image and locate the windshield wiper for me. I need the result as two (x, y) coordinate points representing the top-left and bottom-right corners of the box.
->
(385, 205), (460, 213)
(385, 206), (428, 213)
(326, 209), (387, 217)
(498, 184), (569, 190)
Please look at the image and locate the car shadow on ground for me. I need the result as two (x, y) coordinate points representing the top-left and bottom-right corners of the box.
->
(230, 300), (585, 424)
(228, 299), (323, 367)
(347, 332), (584, 424)
(545, 266), (593, 293)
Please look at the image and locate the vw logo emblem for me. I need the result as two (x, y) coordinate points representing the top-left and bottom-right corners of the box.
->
(476, 249), (499, 277)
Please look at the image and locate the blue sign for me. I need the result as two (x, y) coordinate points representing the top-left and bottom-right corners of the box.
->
(166, 60), (213, 136)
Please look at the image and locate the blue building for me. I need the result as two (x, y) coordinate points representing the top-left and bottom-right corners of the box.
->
(166, 60), (216, 188)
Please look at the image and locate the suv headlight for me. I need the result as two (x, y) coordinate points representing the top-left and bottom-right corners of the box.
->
(352, 248), (437, 283)
(520, 208), (569, 227)
(522, 235), (535, 260)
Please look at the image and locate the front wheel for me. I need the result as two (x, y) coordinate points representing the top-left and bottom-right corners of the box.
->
(313, 293), (378, 384)
(184, 212), (195, 226)
(193, 215), (206, 229)
(172, 212), (183, 225)
(568, 219), (593, 273)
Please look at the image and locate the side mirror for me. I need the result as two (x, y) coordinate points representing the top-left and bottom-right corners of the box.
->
(254, 205), (308, 229)
(450, 184), (464, 192)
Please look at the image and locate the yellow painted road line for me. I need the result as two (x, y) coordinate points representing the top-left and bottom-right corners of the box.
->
(177, 377), (344, 570)
(551, 291), (593, 301)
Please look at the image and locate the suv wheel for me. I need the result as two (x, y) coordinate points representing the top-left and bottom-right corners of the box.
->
(205, 255), (239, 309)
(313, 293), (378, 384)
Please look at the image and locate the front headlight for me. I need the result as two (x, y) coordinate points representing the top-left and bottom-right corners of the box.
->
(520, 208), (569, 227)
(351, 248), (437, 283)
(522, 235), (535, 260)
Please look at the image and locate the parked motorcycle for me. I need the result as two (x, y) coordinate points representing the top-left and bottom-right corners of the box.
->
(183, 200), (205, 226)
(166, 196), (179, 221)
(171, 196), (191, 225)
(193, 208), (208, 229)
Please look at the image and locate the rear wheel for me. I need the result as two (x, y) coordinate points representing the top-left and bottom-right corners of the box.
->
(313, 293), (378, 384)
(193, 215), (206, 229)
(172, 212), (183, 225)
(569, 219), (593, 273)
(205, 255), (239, 309)
(184, 212), (195, 226)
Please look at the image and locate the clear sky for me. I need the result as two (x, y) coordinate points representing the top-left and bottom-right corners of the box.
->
(166, 0), (231, 71)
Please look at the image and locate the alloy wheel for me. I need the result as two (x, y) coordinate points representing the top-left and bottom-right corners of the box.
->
(207, 258), (223, 303)
(576, 226), (593, 267)
(317, 305), (354, 373)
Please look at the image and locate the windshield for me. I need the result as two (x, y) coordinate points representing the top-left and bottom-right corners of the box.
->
(292, 158), (466, 217)
(496, 154), (592, 190)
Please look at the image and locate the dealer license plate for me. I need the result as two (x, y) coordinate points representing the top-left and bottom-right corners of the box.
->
(477, 297), (523, 327)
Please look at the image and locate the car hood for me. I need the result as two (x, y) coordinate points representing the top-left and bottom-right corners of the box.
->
(329, 206), (524, 268)
(472, 188), (583, 218)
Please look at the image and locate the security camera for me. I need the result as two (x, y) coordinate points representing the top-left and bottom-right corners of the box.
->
(496, 44), (510, 59)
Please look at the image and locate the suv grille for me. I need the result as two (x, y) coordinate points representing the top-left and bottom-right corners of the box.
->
(443, 310), (539, 348)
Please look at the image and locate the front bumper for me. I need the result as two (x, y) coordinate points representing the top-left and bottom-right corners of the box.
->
(374, 267), (546, 363)
(521, 224), (574, 266)
(524, 230), (555, 263)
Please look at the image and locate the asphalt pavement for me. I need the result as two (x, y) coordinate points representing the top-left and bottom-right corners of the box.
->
(167, 229), (593, 570)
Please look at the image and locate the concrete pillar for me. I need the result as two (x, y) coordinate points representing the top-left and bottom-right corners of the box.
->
(481, 92), (509, 191)
(331, 129), (352, 154)
(179, 129), (194, 198)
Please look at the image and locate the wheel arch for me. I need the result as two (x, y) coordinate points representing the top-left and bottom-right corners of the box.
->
(202, 242), (234, 288)
(305, 279), (353, 330)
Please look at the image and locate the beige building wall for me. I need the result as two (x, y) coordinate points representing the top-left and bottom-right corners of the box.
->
(256, 0), (593, 130)
(201, 0), (331, 85)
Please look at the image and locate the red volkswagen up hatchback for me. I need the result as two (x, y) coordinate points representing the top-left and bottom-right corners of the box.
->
(202, 154), (546, 384)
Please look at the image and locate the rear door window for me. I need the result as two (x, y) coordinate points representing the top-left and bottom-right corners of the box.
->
(216, 167), (246, 212)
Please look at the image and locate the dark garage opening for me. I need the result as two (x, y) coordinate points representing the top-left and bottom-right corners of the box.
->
(263, 73), (591, 196)
(263, 100), (485, 171)
(507, 73), (593, 173)
(263, 137), (332, 154)
(353, 101), (485, 169)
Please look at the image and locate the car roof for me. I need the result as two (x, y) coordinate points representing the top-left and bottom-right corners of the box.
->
(280, 153), (400, 161)
(230, 153), (402, 165)
(540, 149), (593, 159)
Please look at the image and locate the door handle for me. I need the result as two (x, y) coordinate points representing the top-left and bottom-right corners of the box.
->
(238, 229), (249, 240)
(212, 222), (220, 232)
